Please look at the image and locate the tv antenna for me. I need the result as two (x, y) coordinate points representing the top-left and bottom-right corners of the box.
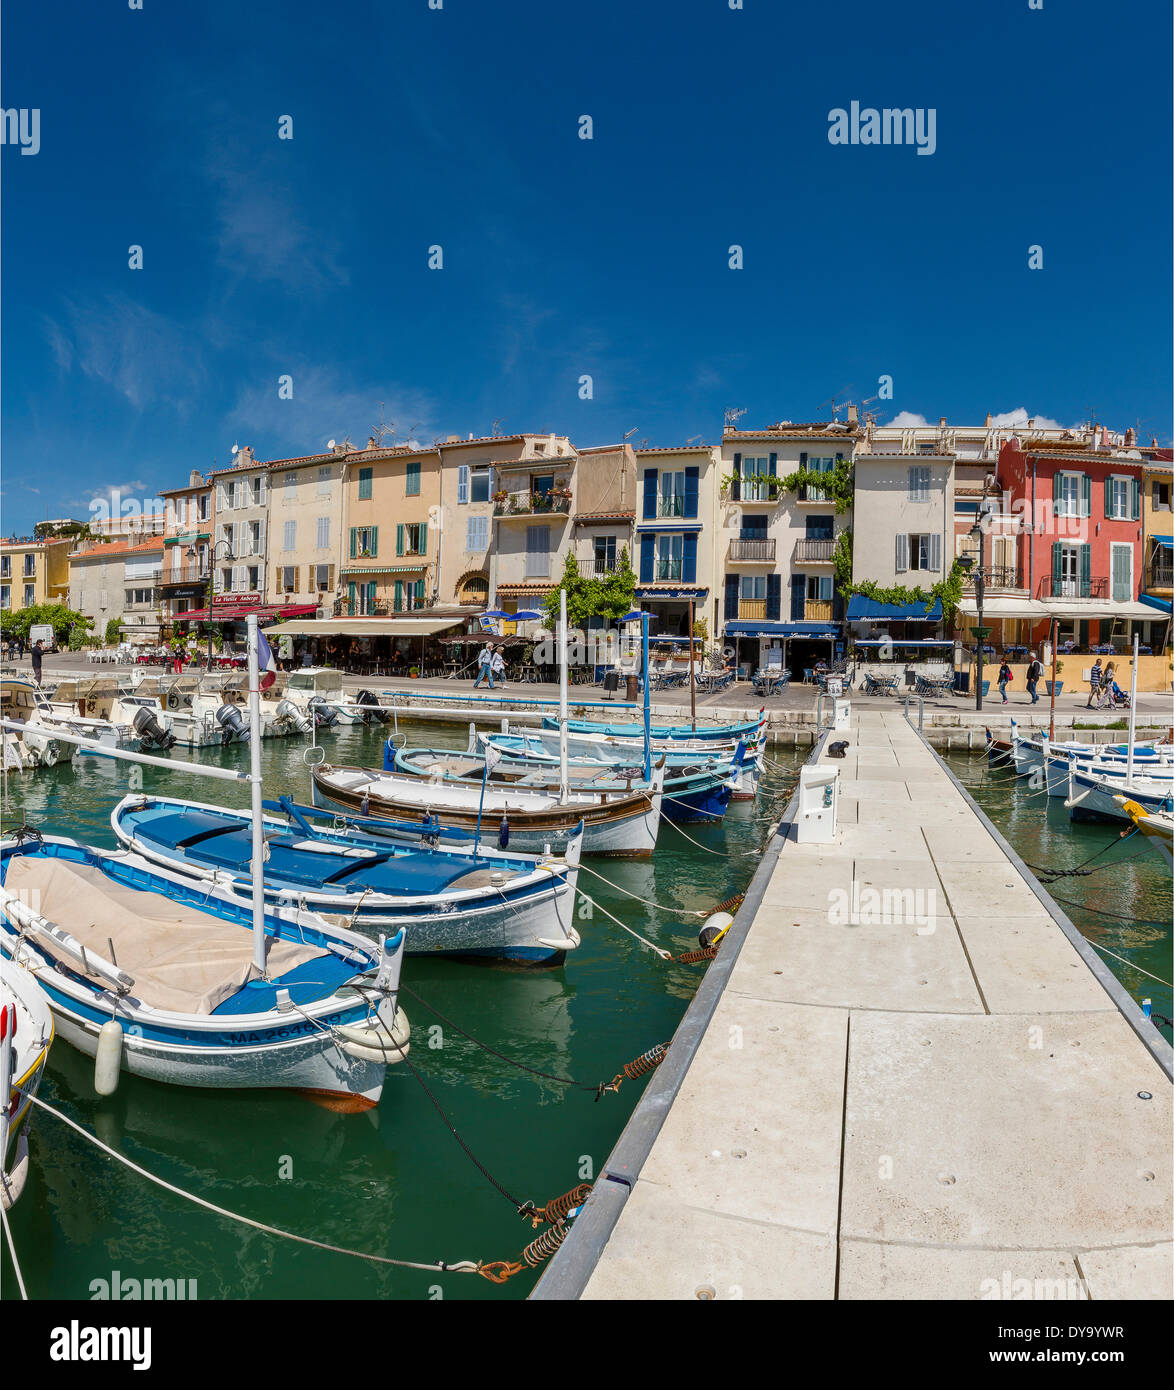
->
(492, 419), (504, 436)
(370, 403), (397, 446)
(816, 386), (855, 418)
(723, 407), (747, 432)
(622, 426), (639, 441)
(686, 435), (703, 446)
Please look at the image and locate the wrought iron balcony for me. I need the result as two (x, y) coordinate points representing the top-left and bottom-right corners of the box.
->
(793, 538), (835, 563)
(962, 566), (1023, 591)
(1035, 575), (1108, 600)
(728, 537), (776, 563)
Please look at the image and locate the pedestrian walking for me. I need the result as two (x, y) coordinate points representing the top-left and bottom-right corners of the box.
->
(1025, 651), (1042, 704)
(490, 647), (507, 688)
(1096, 661), (1116, 708)
(473, 643), (495, 689)
(30, 639), (44, 686)
(997, 660), (1013, 704)
(1086, 658), (1103, 708)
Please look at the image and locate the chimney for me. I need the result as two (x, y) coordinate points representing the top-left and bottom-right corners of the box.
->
(1027, 418), (1035, 429)
(847, 404), (859, 424)
(367, 437), (377, 451)
(939, 416), (947, 428)
(984, 412), (992, 427)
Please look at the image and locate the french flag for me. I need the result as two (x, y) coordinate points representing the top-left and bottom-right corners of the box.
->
(257, 628), (277, 690)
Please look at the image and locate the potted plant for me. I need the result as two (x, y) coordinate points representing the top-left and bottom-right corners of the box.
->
(1045, 659), (1064, 697)
(409, 665), (419, 678)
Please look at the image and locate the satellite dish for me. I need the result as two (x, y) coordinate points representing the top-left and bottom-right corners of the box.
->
(327, 439), (336, 450)
(230, 443), (239, 455)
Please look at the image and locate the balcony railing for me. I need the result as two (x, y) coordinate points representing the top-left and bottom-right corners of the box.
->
(805, 599), (834, 622)
(161, 564), (208, 587)
(333, 598), (391, 617)
(494, 492), (571, 518)
(656, 495), (686, 518)
(728, 537), (776, 563)
(738, 598), (767, 620)
(654, 562), (684, 582)
(963, 567), (1023, 591)
(793, 538), (835, 563)
(579, 557), (621, 576)
(1145, 563), (1173, 590)
(1036, 575), (1108, 600)
(738, 476), (781, 503)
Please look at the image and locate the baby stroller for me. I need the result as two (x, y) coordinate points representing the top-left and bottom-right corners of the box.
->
(1101, 680), (1131, 710)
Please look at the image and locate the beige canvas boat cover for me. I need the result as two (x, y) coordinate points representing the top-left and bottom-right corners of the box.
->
(5, 856), (323, 1016)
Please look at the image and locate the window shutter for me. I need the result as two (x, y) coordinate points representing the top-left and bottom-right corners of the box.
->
(639, 535), (654, 583)
(1104, 476), (1112, 519)
(798, 451), (808, 500)
(895, 534), (908, 572)
(414, 579), (425, 605)
(731, 453), (741, 502)
(370, 527), (378, 557)
(368, 581), (378, 611)
(765, 572), (781, 621)
(682, 533), (697, 583)
(457, 465), (469, 504)
(394, 580), (403, 611)
(349, 528), (357, 559)
(768, 452), (777, 479)
(724, 573), (739, 620)
(1131, 477), (1141, 521)
(928, 533), (942, 571)
(642, 470), (658, 520)
(420, 521), (428, 555)
(1079, 543), (1091, 597)
(790, 574), (804, 620)
(348, 581), (356, 609)
(1051, 542), (1062, 589)
(684, 466), (699, 518)
(396, 524), (405, 557)
(1080, 473), (1091, 518)
(1052, 471), (1062, 514)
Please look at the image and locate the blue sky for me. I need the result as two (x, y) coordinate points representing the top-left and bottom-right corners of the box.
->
(3, 0), (1170, 534)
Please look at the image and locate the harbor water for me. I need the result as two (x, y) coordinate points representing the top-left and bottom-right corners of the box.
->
(1, 720), (799, 1301)
(943, 747), (1173, 1039)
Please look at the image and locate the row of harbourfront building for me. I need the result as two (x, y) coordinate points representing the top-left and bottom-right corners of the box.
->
(4, 408), (1171, 670)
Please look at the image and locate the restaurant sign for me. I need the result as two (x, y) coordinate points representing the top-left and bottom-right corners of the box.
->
(212, 593), (262, 608)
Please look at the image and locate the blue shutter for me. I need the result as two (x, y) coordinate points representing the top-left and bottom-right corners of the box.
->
(1079, 543), (1091, 598)
(684, 467), (699, 518)
(639, 535), (654, 582)
(798, 451), (808, 500)
(370, 527), (378, 558)
(768, 451), (777, 479)
(766, 573), (781, 621)
(642, 470), (658, 520)
(724, 574), (739, 620)
(457, 465), (469, 504)
(731, 453), (742, 502)
(790, 574), (804, 620)
(682, 533), (697, 583)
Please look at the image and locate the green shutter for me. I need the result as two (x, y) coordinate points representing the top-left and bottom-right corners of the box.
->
(370, 526), (378, 558)
(1079, 474), (1091, 518)
(347, 581), (356, 612)
(415, 579), (425, 605)
(1079, 543), (1091, 598)
(396, 524), (404, 557)
(1051, 543), (1062, 590)
(349, 528), (357, 559)
(394, 580), (403, 612)
(1104, 476), (1112, 519)
(1052, 472), (1061, 509)
(1131, 477), (1141, 521)
(419, 521), (427, 555)
(368, 581), (377, 611)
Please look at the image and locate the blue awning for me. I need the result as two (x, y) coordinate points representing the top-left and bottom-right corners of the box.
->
(1151, 535), (1173, 550)
(1139, 593), (1172, 614)
(724, 621), (839, 637)
(846, 595), (943, 621)
(853, 638), (954, 647)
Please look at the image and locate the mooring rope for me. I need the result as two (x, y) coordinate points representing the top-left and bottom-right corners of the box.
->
(1077, 940), (1173, 989)
(1025, 826), (1139, 881)
(1046, 892), (1174, 932)
(572, 884), (672, 957)
(0, 1202), (28, 1300)
(576, 859), (708, 917)
(25, 1094), (481, 1275)
(660, 816), (760, 857)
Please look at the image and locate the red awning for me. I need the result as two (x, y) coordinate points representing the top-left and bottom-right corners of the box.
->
(173, 603), (319, 623)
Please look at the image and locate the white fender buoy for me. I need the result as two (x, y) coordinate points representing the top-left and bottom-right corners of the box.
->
(94, 1020), (124, 1095)
(698, 910), (734, 950)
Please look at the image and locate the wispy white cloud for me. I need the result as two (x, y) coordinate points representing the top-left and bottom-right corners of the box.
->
(224, 366), (434, 457)
(886, 411), (929, 426)
(43, 296), (205, 412)
(985, 407), (1069, 431)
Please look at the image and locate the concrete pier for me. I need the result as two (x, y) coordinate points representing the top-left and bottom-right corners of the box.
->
(533, 704), (1173, 1301)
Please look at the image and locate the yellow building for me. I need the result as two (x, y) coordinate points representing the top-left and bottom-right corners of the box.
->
(0, 534), (74, 613)
(1141, 454), (1172, 618)
(340, 446), (441, 614)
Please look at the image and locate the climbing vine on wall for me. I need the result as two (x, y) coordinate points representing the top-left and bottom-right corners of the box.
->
(777, 457), (855, 513)
(848, 558), (967, 625)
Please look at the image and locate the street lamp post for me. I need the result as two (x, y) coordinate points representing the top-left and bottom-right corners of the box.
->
(968, 516), (988, 714)
(188, 541), (233, 670)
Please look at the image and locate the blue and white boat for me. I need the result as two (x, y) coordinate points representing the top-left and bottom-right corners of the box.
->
(111, 795), (583, 963)
(457, 734), (747, 822)
(547, 710), (765, 744)
(1043, 749), (1174, 799)
(1065, 766), (1174, 823)
(0, 832), (409, 1112)
(1010, 719), (1172, 778)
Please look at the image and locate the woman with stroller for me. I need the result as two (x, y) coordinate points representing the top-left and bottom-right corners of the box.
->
(1095, 662), (1116, 708)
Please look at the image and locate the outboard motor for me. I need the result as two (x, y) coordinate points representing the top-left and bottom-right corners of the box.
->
(216, 703), (250, 744)
(308, 696), (338, 728)
(276, 699), (312, 735)
(132, 705), (177, 751)
(356, 689), (389, 724)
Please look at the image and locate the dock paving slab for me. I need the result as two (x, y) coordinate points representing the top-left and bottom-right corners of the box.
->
(551, 707), (1172, 1300)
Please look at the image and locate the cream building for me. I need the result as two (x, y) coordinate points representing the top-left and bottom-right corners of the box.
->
(209, 446), (268, 601)
(632, 446), (721, 643)
(268, 447), (347, 610)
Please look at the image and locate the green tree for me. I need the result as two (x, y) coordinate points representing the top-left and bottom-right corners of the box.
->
(1, 602), (94, 647)
(541, 547), (635, 630)
(105, 618), (124, 645)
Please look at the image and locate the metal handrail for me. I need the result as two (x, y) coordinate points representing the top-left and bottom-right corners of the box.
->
(903, 694), (924, 733)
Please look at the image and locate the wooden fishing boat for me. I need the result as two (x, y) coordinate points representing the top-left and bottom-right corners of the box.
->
(0, 954), (53, 1209)
(112, 794), (583, 961)
(310, 758), (662, 856)
(1065, 766), (1174, 823)
(1114, 797), (1174, 867)
(0, 832), (409, 1111)
(983, 727), (1015, 769)
(548, 709), (765, 743)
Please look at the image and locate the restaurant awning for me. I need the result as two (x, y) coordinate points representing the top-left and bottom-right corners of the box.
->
(1150, 535), (1173, 549)
(1040, 600), (1158, 620)
(724, 621), (838, 637)
(957, 597), (1048, 618)
(846, 596), (943, 621)
(853, 638), (954, 647)
(264, 617), (464, 638)
(1140, 594), (1172, 614)
(174, 602), (318, 622)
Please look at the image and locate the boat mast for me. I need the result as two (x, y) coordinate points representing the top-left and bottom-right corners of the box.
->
(1126, 632), (1139, 784)
(1048, 617), (1057, 742)
(642, 611), (651, 784)
(689, 597), (696, 732)
(559, 588), (569, 804)
(247, 613), (268, 977)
